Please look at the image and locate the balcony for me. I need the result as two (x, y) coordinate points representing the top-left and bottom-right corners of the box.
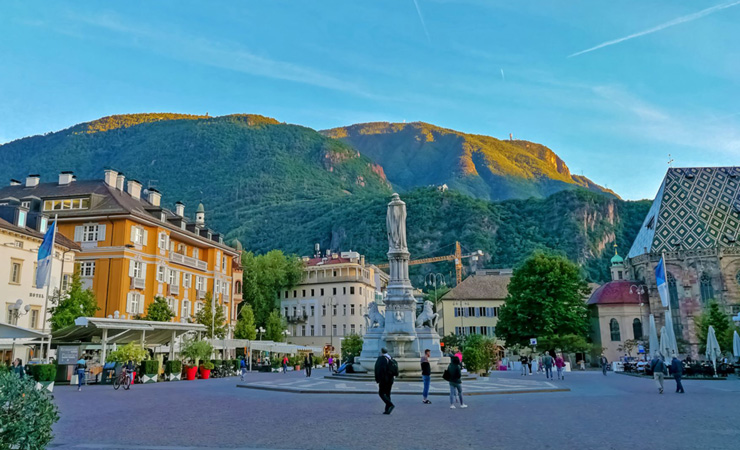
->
(130, 277), (146, 290)
(169, 284), (180, 295)
(170, 251), (208, 271)
(286, 313), (308, 324)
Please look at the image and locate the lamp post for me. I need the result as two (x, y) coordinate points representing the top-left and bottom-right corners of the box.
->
(630, 284), (648, 339)
(258, 327), (265, 341)
(8, 299), (31, 358)
(424, 273), (446, 307)
(282, 329), (290, 341)
(325, 297), (337, 352)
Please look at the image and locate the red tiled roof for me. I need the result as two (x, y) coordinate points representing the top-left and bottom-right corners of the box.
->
(305, 256), (353, 267)
(587, 280), (647, 305)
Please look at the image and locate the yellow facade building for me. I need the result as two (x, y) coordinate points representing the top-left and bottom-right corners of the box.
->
(0, 171), (241, 325)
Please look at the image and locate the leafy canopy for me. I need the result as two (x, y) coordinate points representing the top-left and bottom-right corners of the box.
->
(694, 300), (737, 354)
(106, 342), (148, 363)
(496, 251), (591, 347)
(264, 310), (287, 342)
(142, 296), (175, 322)
(180, 338), (213, 365)
(49, 271), (99, 332)
(0, 373), (59, 450)
(194, 292), (227, 339)
(234, 304), (257, 340)
(341, 333), (364, 361)
(242, 250), (303, 326)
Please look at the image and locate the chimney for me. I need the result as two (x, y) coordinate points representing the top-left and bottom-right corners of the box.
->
(147, 189), (161, 207)
(127, 179), (142, 200)
(25, 175), (40, 188)
(10, 179), (21, 186)
(360, 255), (365, 266)
(116, 173), (125, 191)
(58, 171), (74, 185)
(104, 169), (118, 187)
(175, 201), (185, 217)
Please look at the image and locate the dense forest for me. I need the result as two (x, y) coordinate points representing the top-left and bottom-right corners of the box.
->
(0, 113), (650, 283)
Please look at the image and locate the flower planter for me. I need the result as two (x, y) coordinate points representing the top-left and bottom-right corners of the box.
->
(199, 368), (211, 379)
(185, 366), (198, 380)
(35, 381), (55, 392)
(168, 372), (182, 381)
(141, 373), (158, 383)
(294, 365), (301, 371)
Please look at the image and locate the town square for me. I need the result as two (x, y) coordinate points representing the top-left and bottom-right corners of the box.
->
(1, 2), (740, 450)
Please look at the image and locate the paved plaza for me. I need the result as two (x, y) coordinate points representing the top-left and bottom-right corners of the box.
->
(48, 368), (740, 450)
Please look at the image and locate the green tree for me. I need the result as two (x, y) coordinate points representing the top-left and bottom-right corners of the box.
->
(48, 272), (99, 332)
(180, 337), (213, 366)
(0, 373), (59, 450)
(264, 310), (286, 342)
(695, 301), (736, 353)
(234, 304), (257, 340)
(496, 251), (591, 347)
(441, 333), (466, 352)
(195, 292), (227, 339)
(341, 333), (364, 361)
(242, 250), (303, 326)
(539, 334), (592, 353)
(106, 342), (148, 363)
(143, 296), (175, 322)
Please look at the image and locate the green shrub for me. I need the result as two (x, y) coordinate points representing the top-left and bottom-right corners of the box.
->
(211, 359), (223, 368)
(230, 359), (240, 371)
(313, 355), (325, 366)
(29, 364), (57, 382)
(165, 360), (182, 374)
(180, 338), (213, 365)
(288, 355), (302, 366)
(141, 360), (160, 374)
(341, 333), (364, 361)
(106, 342), (148, 363)
(0, 372), (59, 449)
(201, 361), (215, 370)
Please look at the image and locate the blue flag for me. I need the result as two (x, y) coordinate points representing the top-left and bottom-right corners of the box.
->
(35, 220), (56, 289)
(655, 257), (669, 308)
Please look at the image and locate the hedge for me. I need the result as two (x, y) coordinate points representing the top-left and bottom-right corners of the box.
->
(165, 360), (182, 374)
(141, 360), (160, 374)
(230, 359), (240, 372)
(29, 364), (57, 382)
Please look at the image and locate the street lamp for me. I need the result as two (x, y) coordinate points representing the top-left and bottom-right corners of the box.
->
(324, 297), (337, 351)
(258, 327), (265, 341)
(282, 329), (291, 340)
(630, 284), (648, 339)
(8, 299), (31, 358)
(424, 273), (446, 307)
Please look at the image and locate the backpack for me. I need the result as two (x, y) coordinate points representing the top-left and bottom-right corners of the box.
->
(388, 358), (399, 377)
(442, 369), (451, 381)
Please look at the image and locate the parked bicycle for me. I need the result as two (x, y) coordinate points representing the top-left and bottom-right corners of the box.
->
(113, 369), (131, 390)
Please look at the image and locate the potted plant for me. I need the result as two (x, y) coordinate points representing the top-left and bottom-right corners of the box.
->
(165, 360), (182, 381)
(200, 361), (214, 379)
(30, 364), (57, 392)
(141, 360), (160, 383)
(180, 338), (213, 380)
(106, 342), (148, 384)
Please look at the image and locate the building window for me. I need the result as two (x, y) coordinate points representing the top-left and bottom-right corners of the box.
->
(196, 302), (204, 314)
(359, 287), (363, 295)
(310, 325), (315, 336)
(158, 233), (169, 249)
(127, 292), (143, 315)
(350, 286), (355, 295)
(131, 226), (145, 245)
(80, 262), (95, 277)
(609, 318), (621, 342)
(167, 298), (178, 314)
(343, 287), (347, 295)
(342, 324), (347, 336)
(700, 272), (714, 304)
(39, 216), (48, 233)
(157, 266), (166, 282)
(633, 318), (643, 340)
(169, 269), (178, 286)
(310, 305), (315, 316)
(350, 304), (355, 315)
(195, 276), (204, 291)
(62, 274), (71, 292)
(311, 289), (315, 297)
(131, 261), (143, 279)
(30, 309), (39, 329)
(350, 324), (355, 334)
(667, 273), (683, 337)
(343, 304), (347, 316)
(82, 224), (99, 242)
(333, 287), (337, 295)
(333, 324), (337, 336)
(322, 325), (326, 336)
(43, 198), (90, 211)
(10, 260), (22, 284)
(182, 300), (191, 318)
(618, 270), (623, 280)
(293, 290), (297, 298)
(302, 289), (306, 297)
(320, 288), (324, 296)
(183, 273), (192, 288)
(322, 305), (326, 316)
(192, 248), (199, 259)
(332, 304), (337, 316)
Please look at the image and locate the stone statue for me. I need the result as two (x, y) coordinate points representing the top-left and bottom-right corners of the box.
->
(415, 301), (439, 330)
(386, 193), (407, 251)
(364, 302), (385, 329)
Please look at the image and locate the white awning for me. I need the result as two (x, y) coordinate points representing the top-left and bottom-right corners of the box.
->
(0, 323), (49, 340)
(52, 317), (207, 346)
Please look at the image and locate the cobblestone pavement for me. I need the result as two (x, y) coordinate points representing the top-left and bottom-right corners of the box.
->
(49, 368), (740, 450)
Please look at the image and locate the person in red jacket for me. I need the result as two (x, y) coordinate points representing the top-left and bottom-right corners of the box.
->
(555, 354), (566, 380)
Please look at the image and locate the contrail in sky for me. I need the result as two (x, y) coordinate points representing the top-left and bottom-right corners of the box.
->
(500, 69), (505, 81)
(569, 0), (740, 57)
(412, 0), (431, 43)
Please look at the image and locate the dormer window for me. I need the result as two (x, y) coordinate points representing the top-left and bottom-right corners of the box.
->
(43, 198), (90, 211)
(21, 201), (30, 209)
(160, 212), (166, 222)
(17, 210), (26, 228)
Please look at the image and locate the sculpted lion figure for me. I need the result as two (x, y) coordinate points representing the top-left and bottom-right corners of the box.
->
(364, 301), (385, 329)
(415, 301), (439, 330)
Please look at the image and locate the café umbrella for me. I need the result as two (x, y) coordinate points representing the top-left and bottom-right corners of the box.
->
(705, 326), (722, 376)
(663, 313), (679, 359)
(733, 330), (740, 359)
(659, 326), (672, 363)
(649, 315), (659, 359)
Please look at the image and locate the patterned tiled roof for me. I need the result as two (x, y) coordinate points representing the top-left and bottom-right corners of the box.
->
(441, 272), (512, 301)
(627, 167), (740, 258)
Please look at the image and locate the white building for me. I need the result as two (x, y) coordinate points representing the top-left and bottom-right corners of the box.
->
(280, 249), (388, 355)
(0, 201), (79, 364)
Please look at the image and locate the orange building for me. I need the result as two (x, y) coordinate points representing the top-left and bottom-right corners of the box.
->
(0, 171), (242, 325)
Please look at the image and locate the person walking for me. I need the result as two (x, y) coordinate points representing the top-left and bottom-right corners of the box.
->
(420, 349), (432, 404)
(600, 354), (609, 376)
(124, 360), (135, 387)
(650, 353), (667, 394)
(11, 358), (25, 378)
(282, 355), (289, 374)
(542, 353), (554, 380)
(670, 356), (685, 394)
(445, 355), (467, 409)
(520, 354), (529, 376)
(304, 354), (313, 377)
(327, 356), (334, 373)
(240, 357), (247, 381)
(374, 348), (398, 415)
(76, 357), (86, 391)
(555, 354), (565, 380)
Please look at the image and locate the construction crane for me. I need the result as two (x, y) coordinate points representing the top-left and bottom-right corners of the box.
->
(375, 242), (483, 285)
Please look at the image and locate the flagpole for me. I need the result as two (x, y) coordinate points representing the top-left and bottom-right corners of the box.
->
(662, 250), (672, 316)
(41, 215), (58, 362)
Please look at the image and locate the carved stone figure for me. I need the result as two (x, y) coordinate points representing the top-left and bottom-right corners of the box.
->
(415, 301), (439, 330)
(386, 193), (407, 251)
(363, 302), (385, 329)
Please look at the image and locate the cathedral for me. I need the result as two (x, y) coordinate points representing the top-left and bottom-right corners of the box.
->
(589, 167), (740, 360)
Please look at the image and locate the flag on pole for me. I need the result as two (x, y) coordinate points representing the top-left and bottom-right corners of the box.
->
(35, 220), (56, 288)
(655, 256), (669, 307)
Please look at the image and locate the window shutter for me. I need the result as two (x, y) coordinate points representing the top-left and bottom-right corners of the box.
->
(139, 294), (145, 314)
(74, 226), (83, 241)
(98, 224), (106, 241)
(128, 260), (135, 277)
(130, 226), (136, 243)
(143, 229), (148, 245)
(141, 262), (147, 280)
(126, 293), (133, 313)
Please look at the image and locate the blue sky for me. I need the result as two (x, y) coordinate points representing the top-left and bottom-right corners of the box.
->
(1, 1), (738, 200)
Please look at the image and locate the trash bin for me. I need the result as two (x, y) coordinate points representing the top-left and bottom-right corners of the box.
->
(101, 362), (117, 385)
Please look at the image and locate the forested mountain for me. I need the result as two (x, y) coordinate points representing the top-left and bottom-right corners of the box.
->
(0, 113), (649, 282)
(322, 122), (617, 201)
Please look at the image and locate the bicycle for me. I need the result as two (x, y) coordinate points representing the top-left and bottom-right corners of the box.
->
(113, 369), (131, 390)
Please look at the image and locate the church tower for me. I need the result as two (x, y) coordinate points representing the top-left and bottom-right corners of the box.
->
(195, 203), (205, 226)
(610, 243), (625, 281)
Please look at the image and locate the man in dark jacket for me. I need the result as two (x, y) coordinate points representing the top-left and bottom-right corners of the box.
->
(670, 356), (685, 393)
(374, 348), (398, 414)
